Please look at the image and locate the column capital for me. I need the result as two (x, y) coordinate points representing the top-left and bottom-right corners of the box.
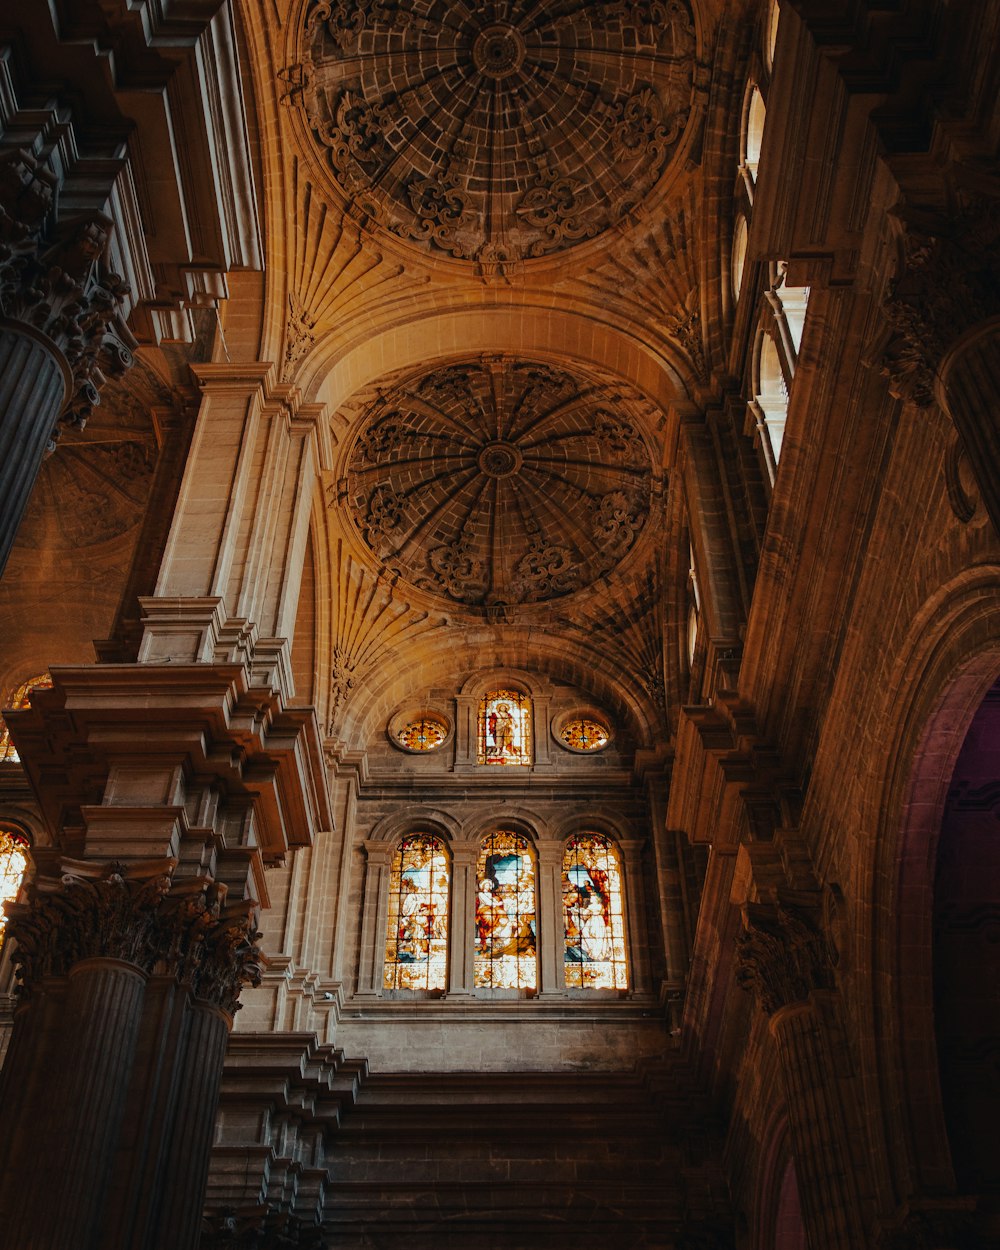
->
(5, 858), (262, 1017)
(735, 896), (836, 1017)
(0, 146), (135, 437)
(880, 196), (1000, 409)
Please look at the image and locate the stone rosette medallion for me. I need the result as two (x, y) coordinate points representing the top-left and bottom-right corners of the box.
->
(300, 0), (696, 267)
(345, 358), (654, 609)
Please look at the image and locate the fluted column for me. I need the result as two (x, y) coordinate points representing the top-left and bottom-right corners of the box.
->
(0, 325), (68, 571)
(0, 859), (261, 1250)
(0, 146), (133, 574)
(736, 898), (867, 1250)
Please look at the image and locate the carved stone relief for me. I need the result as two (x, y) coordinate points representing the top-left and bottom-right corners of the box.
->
(297, 0), (696, 266)
(344, 358), (656, 610)
(0, 146), (135, 439)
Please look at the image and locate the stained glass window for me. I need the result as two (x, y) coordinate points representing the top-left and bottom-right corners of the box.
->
(475, 831), (537, 989)
(563, 834), (629, 989)
(559, 718), (610, 752)
(0, 828), (29, 948)
(0, 674), (53, 764)
(383, 835), (449, 990)
(397, 717), (447, 751)
(478, 689), (531, 766)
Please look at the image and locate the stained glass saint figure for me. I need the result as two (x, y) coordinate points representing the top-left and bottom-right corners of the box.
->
(474, 831), (537, 989)
(0, 828), (28, 948)
(478, 689), (531, 765)
(383, 835), (450, 990)
(563, 834), (628, 989)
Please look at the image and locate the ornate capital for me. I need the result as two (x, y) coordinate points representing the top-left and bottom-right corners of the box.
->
(200, 1205), (326, 1248)
(6, 859), (261, 1016)
(0, 146), (135, 439)
(880, 197), (1000, 408)
(735, 898), (835, 1016)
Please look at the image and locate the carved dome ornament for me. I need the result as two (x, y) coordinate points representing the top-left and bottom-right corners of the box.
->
(345, 358), (656, 610)
(300, 0), (697, 269)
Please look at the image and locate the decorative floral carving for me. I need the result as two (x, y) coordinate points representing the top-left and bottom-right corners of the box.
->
(517, 172), (601, 256)
(316, 92), (390, 192)
(0, 147), (135, 442)
(285, 292), (317, 367)
(201, 1205), (327, 1249)
(403, 174), (476, 259)
(353, 413), (405, 463)
(735, 899), (836, 1016)
(427, 535), (488, 602)
(592, 491), (645, 562)
(594, 410), (646, 463)
(361, 483), (405, 555)
(610, 88), (673, 164)
(327, 645), (357, 734)
(511, 537), (583, 601)
(664, 297), (708, 382)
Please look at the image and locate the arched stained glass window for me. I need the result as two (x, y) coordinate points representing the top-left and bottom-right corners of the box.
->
(475, 831), (537, 989)
(0, 827), (29, 947)
(563, 834), (628, 989)
(478, 689), (531, 766)
(0, 674), (53, 763)
(383, 835), (449, 990)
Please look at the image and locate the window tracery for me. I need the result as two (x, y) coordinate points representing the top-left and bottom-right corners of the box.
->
(562, 834), (629, 989)
(396, 717), (447, 752)
(474, 831), (537, 989)
(0, 674), (53, 763)
(383, 835), (450, 990)
(478, 689), (532, 766)
(0, 827), (29, 947)
(558, 717), (611, 752)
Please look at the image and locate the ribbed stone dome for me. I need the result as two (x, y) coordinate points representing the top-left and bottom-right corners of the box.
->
(304, 0), (696, 267)
(345, 357), (654, 608)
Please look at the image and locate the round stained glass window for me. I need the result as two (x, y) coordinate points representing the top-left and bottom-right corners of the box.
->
(559, 717), (611, 753)
(396, 718), (447, 752)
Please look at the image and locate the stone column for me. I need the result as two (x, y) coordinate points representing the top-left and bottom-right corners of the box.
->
(356, 840), (393, 995)
(0, 147), (133, 574)
(535, 838), (567, 996)
(736, 898), (867, 1250)
(447, 841), (479, 996)
(0, 859), (261, 1250)
(0, 862), (171, 1250)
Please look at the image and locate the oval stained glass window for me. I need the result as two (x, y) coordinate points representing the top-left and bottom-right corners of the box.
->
(559, 718), (611, 752)
(397, 718), (447, 752)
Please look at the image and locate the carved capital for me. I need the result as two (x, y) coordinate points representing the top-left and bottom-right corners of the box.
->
(5, 858), (174, 999)
(200, 1205), (326, 1248)
(735, 898), (836, 1016)
(0, 146), (135, 439)
(880, 197), (1000, 408)
(6, 859), (261, 1016)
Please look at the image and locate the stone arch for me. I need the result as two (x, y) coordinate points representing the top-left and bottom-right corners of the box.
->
(863, 567), (1000, 1204)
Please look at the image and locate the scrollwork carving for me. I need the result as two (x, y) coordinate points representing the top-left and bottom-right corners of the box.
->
(735, 898), (836, 1016)
(881, 198), (1000, 408)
